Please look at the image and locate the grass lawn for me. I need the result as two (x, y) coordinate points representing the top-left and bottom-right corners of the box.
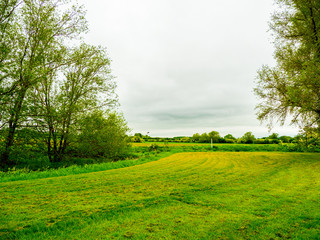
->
(0, 152), (319, 239)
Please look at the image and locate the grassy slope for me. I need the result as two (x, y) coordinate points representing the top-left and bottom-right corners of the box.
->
(0, 152), (319, 239)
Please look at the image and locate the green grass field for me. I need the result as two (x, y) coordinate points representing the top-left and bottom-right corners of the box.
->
(1, 152), (319, 239)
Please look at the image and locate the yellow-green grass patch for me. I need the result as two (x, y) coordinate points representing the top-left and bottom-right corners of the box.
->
(0, 152), (319, 239)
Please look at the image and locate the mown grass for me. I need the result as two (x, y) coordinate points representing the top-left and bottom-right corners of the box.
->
(1, 152), (319, 239)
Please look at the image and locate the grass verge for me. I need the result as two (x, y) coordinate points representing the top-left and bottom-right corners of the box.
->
(0, 151), (173, 183)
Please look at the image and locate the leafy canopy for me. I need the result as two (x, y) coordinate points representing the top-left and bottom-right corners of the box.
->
(255, 0), (320, 133)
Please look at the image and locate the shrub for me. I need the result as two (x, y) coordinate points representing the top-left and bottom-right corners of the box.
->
(75, 111), (130, 159)
(254, 139), (270, 144)
(148, 143), (159, 151)
(225, 139), (235, 143)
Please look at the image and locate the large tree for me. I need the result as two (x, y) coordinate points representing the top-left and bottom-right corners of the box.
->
(254, 0), (320, 133)
(30, 43), (117, 162)
(0, 0), (87, 166)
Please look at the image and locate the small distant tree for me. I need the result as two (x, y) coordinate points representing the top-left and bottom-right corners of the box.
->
(134, 133), (143, 138)
(192, 133), (201, 142)
(224, 134), (236, 140)
(208, 131), (220, 143)
(131, 136), (143, 143)
(241, 132), (256, 144)
(267, 133), (280, 144)
(224, 134), (236, 143)
(199, 133), (209, 143)
(268, 133), (279, 140)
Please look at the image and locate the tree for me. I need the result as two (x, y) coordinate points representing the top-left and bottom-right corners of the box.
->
(134, 133), (143, 138)
(254, 0), (320, 134)
(192, 133), (201, 142)
(279, 135), (293, 143)
(0, 0), (87, 166)
(241, 132), (255, 144)
(224, 133), (236, 143)
(31, 43), (116, 162)
(268, 133), (279, 139)
(199, 133), (209, 143)
(224, 134), (236, 140)
(208, 131), (220, 143)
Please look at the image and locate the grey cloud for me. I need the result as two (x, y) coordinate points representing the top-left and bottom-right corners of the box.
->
(80, 0), (299, 137)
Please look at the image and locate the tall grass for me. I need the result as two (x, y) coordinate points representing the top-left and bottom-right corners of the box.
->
(0, 151), (173, 183)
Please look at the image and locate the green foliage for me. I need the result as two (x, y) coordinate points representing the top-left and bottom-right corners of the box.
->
(208, 131), (220, 143)
(191, 131), (236, 144)
(0, 0), (120, 166)
(131, 136), (144, 143)
(241, 132), (256, 144)
(224, 134), (236, 140)
(0, 151), (171, 183)
(0, 0), (19, 71)
(134, 133), (143, 138)
(199, 133), (209, 143)
(180, 137), (191, 143)
(253, 139), (269, 144)
(192, 133), (201, 142)
(268, 133), (279, 139)
(148, 143), (159, 151)
(279, 135), (293, 143)
(224, 138), (235, 143)
(75, 111), (130, 159)
(0, 0), (89, 165)
(255, 0), (320, 133)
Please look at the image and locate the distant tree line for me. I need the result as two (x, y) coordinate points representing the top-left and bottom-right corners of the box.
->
(131, 131), (308, 145)
(0, 0), (129, 169)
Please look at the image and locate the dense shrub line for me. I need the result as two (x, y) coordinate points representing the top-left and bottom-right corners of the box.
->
(0, 151), (173, 183)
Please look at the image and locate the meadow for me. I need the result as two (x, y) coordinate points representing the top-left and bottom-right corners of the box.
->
(1, 152), (319, 239)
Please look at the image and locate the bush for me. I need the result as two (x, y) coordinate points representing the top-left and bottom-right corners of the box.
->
(148, 143), (159, 151)
(241, 132), (255, 144)
(131, 136), (144, 143)
(253, 139), (270, 144)
(270, 139), (280, 144)
(225, 139), (235, 143)
(75, 111), (130, 159)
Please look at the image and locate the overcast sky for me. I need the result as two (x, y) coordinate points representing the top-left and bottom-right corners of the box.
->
(79, 0), (299, 138)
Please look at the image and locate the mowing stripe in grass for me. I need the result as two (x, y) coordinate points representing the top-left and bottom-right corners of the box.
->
(0, 152), (319, 239)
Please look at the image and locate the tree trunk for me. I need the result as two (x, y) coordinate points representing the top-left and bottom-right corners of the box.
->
(1, 88), (27, 167)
